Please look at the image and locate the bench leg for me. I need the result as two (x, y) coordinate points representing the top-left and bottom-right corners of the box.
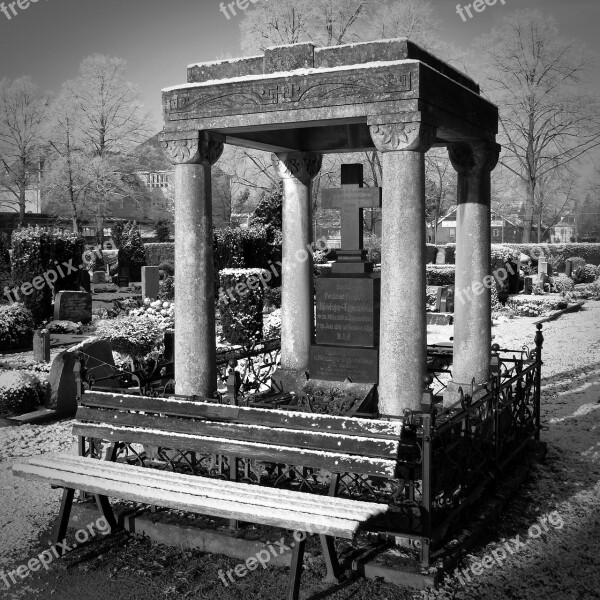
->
(319, 534), (341, 583)
(53, 488), (75, 554)
(285, 536), (306, 600)
(94, 494), (119, 532)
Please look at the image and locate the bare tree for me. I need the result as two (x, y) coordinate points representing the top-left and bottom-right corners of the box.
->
(62, 54), (153, 158)
(0, 77), (48, 223)
(474, 10), (600, 242)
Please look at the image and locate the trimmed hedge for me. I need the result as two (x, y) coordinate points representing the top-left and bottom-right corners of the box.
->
(145, 243), (175, 267)
(551, 274), (575, 293)
(426, 265), (455, 286)
(0, 304), (34, 350)
(94, 317), (164, 360)
(0, 370), (44, 415)
(573, 264), (597, 284)
(504, 243), (600, 270)
(10, 228), (85, 323)
(218, 268), (267, 346)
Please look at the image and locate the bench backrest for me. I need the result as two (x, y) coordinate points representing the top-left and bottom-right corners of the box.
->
(74, 391), (403, 478)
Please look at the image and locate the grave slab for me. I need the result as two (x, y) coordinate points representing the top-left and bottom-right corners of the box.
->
(53, 291), (92, 324)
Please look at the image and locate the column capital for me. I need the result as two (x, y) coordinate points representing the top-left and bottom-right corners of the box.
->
(160, 130), (224, 166)
(272, 152), (323, 185)
(448, 140), (501, 175)
(369, 114), (437, 153)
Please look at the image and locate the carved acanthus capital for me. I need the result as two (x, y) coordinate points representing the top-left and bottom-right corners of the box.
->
(161, 131), (224, 166)
(272, 152), (323, 185)
(369, 120), (437, 153)
(448, 141), (501, 175)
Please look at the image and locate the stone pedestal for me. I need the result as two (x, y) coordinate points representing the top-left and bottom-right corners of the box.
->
(272, 152), (322, 372)
(162, 131), (224, 397)
(448, 141), (500, 395)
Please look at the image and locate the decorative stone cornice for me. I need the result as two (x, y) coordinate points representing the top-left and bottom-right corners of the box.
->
(448, 141), (501, 175)
(272, 152), (323, 184)
(161, 131), (224, 166)
(369, 119), (437, 153)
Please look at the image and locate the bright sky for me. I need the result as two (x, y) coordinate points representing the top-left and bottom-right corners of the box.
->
(0, 0), (598, 131)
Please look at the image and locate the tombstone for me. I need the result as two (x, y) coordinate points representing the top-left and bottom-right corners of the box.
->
(164, 329), (175, 362)
(309, 164), (382, 386)
(53, 291), (92, 324)
(538, 258), (548, 284)
(436, 286), (448, 313)
(446, 286), (455, 313)
(116, 275), (129, 288)
(46, 337), (118, 413)
(79, 269), (92, 293)
(142, 266), (160, 300)
(435, 248), (446, 265)
(524, 276), (534, 295)
(565, 259), (573, 278)
(33, 329), (51, 363)
(92, 271), (107, 284)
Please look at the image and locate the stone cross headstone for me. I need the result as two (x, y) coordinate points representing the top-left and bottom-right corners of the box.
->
(309, 164), (381, 385)
(321, 164), (382, 272)
(142, 266), (160, 300)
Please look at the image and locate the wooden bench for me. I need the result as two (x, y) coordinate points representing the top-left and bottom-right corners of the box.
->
(13, 391), (405, 599)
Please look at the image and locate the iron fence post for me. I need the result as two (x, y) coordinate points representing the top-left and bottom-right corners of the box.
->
(420, 376), (434, 566)
(490, 343), (501, 470)
(534, 324), (544, 441)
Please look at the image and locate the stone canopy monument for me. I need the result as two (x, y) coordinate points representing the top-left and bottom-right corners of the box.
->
(160, 38), (500, 416)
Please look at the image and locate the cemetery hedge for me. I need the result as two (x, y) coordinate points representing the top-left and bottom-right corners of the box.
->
(0, 304), (35, 350)
(145, 243), (175, 268)
(0, 370), (44, 416)
(503, 243), (600, 269)
(10, 228), (85, 323)
(426, 265), (455, 286)
(218, 268), (267, 346)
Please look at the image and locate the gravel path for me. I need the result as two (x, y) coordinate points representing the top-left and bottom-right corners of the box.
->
(0, 304), (598, 599)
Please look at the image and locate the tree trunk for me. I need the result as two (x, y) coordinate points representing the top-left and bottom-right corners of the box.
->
(19, 185), (26, 225)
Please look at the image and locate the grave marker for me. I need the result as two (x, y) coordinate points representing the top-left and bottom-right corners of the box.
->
(53, 291), (92, 324)
(142, 266), (160, 300)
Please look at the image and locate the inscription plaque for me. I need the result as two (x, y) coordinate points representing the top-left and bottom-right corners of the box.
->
(309, 346), (378, 384)
(316, 275), (380, 347)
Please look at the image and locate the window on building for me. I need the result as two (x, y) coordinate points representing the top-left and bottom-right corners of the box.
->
(493, 228), (500, 238)
(449, 228), (456, 241)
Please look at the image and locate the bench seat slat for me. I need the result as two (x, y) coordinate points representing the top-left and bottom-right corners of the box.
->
(24, 455), (383, 521)
(13, 458), (387, 539)
(75, 407), (399, 458)
(73, 422), (398, 478)
(79, 392), (403, 439)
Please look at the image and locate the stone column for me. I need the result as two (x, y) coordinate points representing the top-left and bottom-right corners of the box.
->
(369, 116), (436, 416)
(162, 131), (224, 397)
(448, 141), (500, 395)
(272, 152), (322, 372)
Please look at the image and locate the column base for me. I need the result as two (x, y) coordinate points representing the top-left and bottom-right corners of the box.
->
(443, 380), (490, 406)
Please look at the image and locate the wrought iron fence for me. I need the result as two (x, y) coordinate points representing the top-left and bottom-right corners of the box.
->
(75, 325), (543, 568)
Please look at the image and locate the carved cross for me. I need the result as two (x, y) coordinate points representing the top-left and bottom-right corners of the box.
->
(321, 164), (382, 250)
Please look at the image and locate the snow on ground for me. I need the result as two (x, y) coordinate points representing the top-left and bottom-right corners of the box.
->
(0, 303), (598, 599)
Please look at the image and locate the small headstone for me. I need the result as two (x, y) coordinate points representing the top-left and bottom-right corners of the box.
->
(33, 329), (51, 363)
(46, 337), (117, 413)
(435, 248), (446, 265)
(565, 259), (573, 278)
(79, 269), (91, 293)
(524, 276), (533, 294)
(538, 259), (548, 284)
(142, 266), (160, 300)
(93, 271), (107, 284)
(54, 291), (92, 324)
(436, 286), (448, 313)
(116, 276), (129, 288)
